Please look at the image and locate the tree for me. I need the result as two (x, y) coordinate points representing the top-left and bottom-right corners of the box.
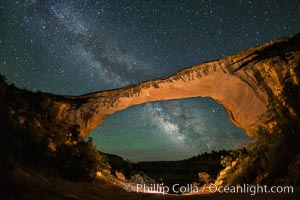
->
(55, 138), (109, 181)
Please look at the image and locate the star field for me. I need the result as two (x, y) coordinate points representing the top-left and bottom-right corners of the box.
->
(0, 0), (299, 161)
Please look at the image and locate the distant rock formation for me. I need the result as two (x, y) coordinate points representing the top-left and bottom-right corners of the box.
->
(1, 34), (299, 139)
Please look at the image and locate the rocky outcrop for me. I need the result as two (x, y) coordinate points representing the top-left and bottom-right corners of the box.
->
(53, 34), (300, 138)
(1, 34), (299, 140)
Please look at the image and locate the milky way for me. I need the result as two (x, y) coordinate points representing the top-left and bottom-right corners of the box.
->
(1, 0), (299, 161)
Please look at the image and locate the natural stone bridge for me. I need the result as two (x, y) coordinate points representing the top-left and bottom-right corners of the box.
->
(54, 35), (300, 138)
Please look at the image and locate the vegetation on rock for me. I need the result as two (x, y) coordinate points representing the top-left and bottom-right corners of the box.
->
(0, 75), (110, 182)
(216, 83), (300, 185)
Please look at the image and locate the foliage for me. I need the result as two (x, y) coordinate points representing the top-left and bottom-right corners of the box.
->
(0, 74), (7, 83)
(198, 172), (211, 184)
(130, 174), (144, 184)
(54, 138), (109, 181)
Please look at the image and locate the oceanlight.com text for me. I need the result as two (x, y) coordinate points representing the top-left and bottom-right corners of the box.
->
(129, 183), (294, 195)
(206, 184), (293, 195)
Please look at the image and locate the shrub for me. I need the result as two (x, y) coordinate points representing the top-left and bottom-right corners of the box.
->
(198, 172), (211, 184)
(130, 174), (144, 184)
(54, 138), (109, 181)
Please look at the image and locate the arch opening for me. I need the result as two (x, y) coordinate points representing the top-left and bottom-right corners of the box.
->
(91, 97), (253, 162)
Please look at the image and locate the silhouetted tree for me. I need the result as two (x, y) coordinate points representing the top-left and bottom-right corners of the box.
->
(55, 138), (109, 181)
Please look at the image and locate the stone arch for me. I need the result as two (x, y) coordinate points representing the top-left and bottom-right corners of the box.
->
(58, 36), (299, 138)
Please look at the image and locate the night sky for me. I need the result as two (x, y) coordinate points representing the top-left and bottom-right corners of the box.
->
(1, 0), (299, 161)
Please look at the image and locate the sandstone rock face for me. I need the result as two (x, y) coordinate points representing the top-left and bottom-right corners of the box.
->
(55, 35), (300, 138)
